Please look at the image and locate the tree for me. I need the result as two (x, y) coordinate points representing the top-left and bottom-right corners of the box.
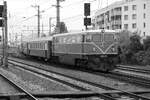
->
(53, 22), (68, 34)
(118, 31), (143, 64)
(143, 36), (150, 51)
(59, 22), (68, 33)
(118, 30), (130, 48)
(129, 35), (143, 53)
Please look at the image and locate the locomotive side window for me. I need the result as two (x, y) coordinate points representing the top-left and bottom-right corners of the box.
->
(76, 35), (82, 43)
(104, 34), (114, 42)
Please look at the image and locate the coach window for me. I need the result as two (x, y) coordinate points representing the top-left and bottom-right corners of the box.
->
(37, 43), (39, 49)
(42, 43), (44, 49)
(32, 43), (33, 49)
(40, 43), (41, 49)
(32, 43), (34, 49)
(42, 43), (44, 50)
(31, 43), (33, 49)
(72, 36), (76, 43)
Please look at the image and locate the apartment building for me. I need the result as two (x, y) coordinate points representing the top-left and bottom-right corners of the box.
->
(92, 0), (150, 36)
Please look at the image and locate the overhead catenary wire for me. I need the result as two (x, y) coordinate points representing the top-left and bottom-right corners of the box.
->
(10, 0), (99, 34)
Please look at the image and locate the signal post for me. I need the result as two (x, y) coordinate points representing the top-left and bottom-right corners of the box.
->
(0, 1), (8, 67)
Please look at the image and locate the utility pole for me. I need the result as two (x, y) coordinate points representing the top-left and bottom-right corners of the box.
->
(49, 17), (51, 36)
(42, 22), (43, 35)
(37, 5), (40, 37)
(3, 1), (8, 67)
(56, 0), (60, 34)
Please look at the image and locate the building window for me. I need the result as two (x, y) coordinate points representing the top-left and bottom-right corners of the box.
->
(124, 6), (128, 11)
(144, 22), (146, 28)
(124, 24), (128, 29)
(132, 23), (136, 28)
(144, 4), (146, 9)
(132, 5), (136, 10)
(144, 13), (146, 19)
(132, 14), (136, 19)
(124, 15), (128, 20)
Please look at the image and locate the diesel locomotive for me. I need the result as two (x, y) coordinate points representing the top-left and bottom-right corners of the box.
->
(21, 29), (119, 72)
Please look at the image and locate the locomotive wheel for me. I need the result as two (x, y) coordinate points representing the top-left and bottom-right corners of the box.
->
(100, 63), (109, 72)
(87, 61), (95, 69)
(75, 59), (80, 67)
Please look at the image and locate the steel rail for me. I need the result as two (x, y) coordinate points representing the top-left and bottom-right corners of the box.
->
(0, 72), (38, 100)
(117, 65), (150, 74)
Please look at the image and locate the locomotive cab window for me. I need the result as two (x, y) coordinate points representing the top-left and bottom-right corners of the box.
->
(85, 34), (92, 42)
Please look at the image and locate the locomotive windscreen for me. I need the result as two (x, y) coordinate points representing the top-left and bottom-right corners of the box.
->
(92, 34), (102, 42)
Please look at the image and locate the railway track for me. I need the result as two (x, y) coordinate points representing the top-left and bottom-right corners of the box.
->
(108, 65), (150, 87)
(87, 67), (150, 88)
(117, 65), (150, 74)
(5, 58), (150, 100)
(0, 70), (38, 100)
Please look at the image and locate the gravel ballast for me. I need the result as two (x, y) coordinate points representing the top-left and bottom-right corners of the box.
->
(0, 65), (74, 93)
(11, 58), (149, 92)
(0, 75), (21, 94)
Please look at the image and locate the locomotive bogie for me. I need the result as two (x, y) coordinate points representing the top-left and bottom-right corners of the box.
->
(54, 53), (82, 65)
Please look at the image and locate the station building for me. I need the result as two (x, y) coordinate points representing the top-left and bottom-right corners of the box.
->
(92, 0), (150, 36)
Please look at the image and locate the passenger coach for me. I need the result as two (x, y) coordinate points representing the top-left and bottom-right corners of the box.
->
(21, 37), (52, 61)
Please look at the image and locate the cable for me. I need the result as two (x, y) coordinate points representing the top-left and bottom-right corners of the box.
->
(62, 0), (96, 8)
(62, 0), (85, 7)
(60, 9), (97, 21)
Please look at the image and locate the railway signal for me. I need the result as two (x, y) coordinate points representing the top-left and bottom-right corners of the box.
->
(84, 3), (90, 16)
(0, 5), (4, 27)
(84, 17), (91, 26)
(84, 3), (91, 30)
(0, 5), (3, 17)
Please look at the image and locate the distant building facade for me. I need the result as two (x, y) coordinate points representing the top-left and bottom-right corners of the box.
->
(92, 0), (150, 36)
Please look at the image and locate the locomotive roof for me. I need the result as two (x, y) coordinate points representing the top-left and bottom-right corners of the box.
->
(24, 29), (117, 42)
(53, 29), (117, 37)
(27, 36), (52, 42)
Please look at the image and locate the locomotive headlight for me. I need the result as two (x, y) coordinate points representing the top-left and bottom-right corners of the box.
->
(111, 46), (115, 52)
(93, 47), (96, 51)
(112, 47), (115, 52)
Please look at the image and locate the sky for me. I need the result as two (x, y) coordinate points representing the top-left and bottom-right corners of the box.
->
(0, 0), (121, 40)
